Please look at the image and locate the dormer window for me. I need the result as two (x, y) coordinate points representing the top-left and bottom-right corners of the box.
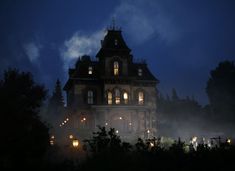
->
(138, 68), (142, 76)
(115, 39), (118, 46)
(114, 61), (119, 76)
(88, 66), (93, 75)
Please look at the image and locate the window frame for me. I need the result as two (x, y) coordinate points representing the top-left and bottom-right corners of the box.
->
(113, 61), (119, 76)
(87, 90), (94, 104)
(114, 88), (121, 104)
(88, 66), (93, 75)
(138, 91), (144, 105)
(107, 91), (112, 104)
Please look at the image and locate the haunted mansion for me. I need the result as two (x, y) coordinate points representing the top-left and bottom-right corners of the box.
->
(63, 27), (159, 141)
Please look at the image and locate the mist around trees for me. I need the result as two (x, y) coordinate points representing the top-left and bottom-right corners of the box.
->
(0, 60), (235, 170)
(157, 60), (235, 139)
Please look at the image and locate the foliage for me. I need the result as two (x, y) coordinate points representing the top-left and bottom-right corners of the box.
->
(206, 60), (235, 123)
(0, 69), (49, 169)
(83, 126), (131, 154)
(49, 79), (64, 109)
(80, 129), (235, 171)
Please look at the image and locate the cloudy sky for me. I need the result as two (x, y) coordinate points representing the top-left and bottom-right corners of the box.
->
(1, 0), (235, 105)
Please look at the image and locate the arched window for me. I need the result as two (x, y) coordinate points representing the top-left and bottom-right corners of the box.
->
(115, 89), (120, 104)
(114, 61), (119, 76)
(87, 90), (93, 104)
(108, 91), (112, 104)
(123, 92), (128, 104)
(138, 91), (144, 105)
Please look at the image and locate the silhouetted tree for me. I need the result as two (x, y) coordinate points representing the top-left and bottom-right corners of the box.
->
(206, 60), (235, 123)
(45, 79), (65, 138)
(83, 126), (131, 154)
(49, 79), (64, 109)
(0, 69), (49, 169)
(171, 88), (179, 101)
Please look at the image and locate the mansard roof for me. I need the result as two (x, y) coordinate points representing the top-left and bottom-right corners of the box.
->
(132, 63), (159, 82)
(96, 29), (131, 58)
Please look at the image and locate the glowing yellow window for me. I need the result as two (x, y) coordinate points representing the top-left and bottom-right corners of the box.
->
(108, 92), (112, 104)
(123, 92), (128, 104)
(138, 91), (144, 105)
(115, 89), (120, 104)
(114, 61), (119, 76)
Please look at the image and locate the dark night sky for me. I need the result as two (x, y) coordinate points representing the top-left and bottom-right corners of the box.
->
(1, 0), (235, 105)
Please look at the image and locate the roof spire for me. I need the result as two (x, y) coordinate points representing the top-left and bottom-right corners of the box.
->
(107, 17), (121, 31)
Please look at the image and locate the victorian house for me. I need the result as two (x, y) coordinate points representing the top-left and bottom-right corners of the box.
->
(63, 27), (159, 141)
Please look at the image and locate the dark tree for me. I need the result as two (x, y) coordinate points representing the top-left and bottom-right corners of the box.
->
(171, 88), (179, 101)
(206, 61), (235, 123)
(0, 69), (49, 168)
(47, 79), (65, 118)
(49, 79), (64, 108)
(84, 126), (126, 154)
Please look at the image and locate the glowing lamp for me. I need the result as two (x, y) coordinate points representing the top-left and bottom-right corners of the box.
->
(69, 135), (73, 139)
(116, 130), (119, 134)
(119, 117), (122, 120)
(147, 130), (150, 134)
(50, 140), (54, 146)
(72, 139), (79, 148)
(227, 139), (231, 144)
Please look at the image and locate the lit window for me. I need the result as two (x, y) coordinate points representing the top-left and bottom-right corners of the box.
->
(123, 92), (128, 104)
(115, 89), (120, 104)
(108, 91), (112, 104)
(87, 90), (93, 104)
(114, 61), (119, 76)
(138, 91), (144, 105)
(88, 66), (93, 75)
(138, 68), (142, 76)
(115, 39), (118, 46)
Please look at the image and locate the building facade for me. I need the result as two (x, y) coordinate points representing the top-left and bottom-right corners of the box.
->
(64, 28), (159, 141)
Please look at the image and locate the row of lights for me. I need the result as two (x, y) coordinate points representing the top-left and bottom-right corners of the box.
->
(60, 118), (69, 127)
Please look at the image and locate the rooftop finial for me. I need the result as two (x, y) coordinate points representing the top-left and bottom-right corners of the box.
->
(107, 17), (121, 31)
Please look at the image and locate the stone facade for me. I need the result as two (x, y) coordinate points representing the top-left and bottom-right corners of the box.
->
(64, 28), (159, 141)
